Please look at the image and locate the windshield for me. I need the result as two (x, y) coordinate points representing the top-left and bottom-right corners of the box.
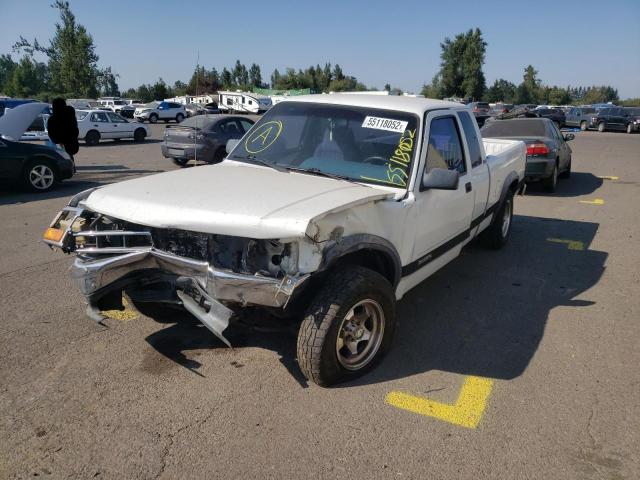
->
(179, 116), (215, 129)
(481, 119), (546, 137)
(227, 102), (419, 188)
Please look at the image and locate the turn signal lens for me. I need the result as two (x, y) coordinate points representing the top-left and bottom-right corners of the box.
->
(43, 227), (64, 242)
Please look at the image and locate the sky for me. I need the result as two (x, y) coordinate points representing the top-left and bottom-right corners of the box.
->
(2, 0), (639, 98)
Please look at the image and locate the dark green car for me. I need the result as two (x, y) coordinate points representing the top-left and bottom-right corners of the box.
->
(481, 118), (573, 192)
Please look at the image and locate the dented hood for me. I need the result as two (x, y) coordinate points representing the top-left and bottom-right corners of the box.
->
(83, 161), (394, 239)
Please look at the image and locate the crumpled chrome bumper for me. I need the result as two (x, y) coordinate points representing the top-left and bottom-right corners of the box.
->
(71, 247), (309, 309)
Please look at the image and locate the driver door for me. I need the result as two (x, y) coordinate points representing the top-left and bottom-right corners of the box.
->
(409, 112), (475, 275)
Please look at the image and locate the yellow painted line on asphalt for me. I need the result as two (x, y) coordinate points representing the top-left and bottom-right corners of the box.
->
(547, 238), (585, 250)
(579, 198), (605, 205)
(598, 175), (619, 180)
(385, 376), (494, 429)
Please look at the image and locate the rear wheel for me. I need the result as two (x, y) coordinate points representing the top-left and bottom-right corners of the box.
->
(481, 191), (514, 249)
(23, 160), (57, 192)
(296, 265), (396, 387)
(580, 121), (588, 131)
(626, 123), (633, 134)
(85, 130), (100, 146)
(543, 163), (558, 192)
(559, 156), (571, 179)
(172, 158), (190, 167)
(597, 122), (605, 132)
(209, 147), (226, 164)
(175, 113), (184, 123)
(133, 128), (146, 142)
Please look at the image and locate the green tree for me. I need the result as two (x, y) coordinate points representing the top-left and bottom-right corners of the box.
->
(249, 63), (263, 88)
(420, 74), (443, 98)
(221, 67), (232, 89)
(514, 65), (542, 104)
(14, 1), (101, 97)
(460, 28), (486, 100)
(232, 60), (248, 88)
(97, 66), (119, 96)
(484, 79), (516, 103)
(151, 78), (169, 100)
(4, 55), (48, 97)
(0, 54), (17, 93)
(172, 80), (187, 96)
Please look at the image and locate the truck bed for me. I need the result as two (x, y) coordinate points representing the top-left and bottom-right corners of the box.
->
(482, 138), (527, 206)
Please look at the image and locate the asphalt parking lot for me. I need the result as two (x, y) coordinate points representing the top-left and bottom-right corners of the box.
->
(1, 125), (639, 479)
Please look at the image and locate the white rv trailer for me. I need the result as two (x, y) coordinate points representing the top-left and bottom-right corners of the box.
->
(218, 91), (272, 114)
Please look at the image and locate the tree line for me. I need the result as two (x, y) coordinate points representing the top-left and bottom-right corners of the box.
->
(1, 3), (635, 106)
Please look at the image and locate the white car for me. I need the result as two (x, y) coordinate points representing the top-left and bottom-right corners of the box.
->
(76, 110), (151, 146)
(134, 101), (186, 123)
(45, 95), (526, 386)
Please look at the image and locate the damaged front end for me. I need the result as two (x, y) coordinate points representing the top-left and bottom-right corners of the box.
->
(44, 199), (310, 346)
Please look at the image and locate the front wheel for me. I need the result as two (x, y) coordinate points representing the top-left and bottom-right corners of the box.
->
(149, 114), (158, 124)
(296, 266), (396, 387)
(23, 160), (58, 192)
(626, 123), (633, 134)
(172, 157), (190, 167)
(580, 121), (588, 131)
(133, 128), (146, 142)
(85, 130), (100, 146)
(175, 113), (184, 123)
(598, 122), (605, 132)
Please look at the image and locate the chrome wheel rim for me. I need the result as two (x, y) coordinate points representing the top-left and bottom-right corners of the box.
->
(29, 165), (54, 190)
(336, 299), (385, 371)
(501, 199), (512, 238)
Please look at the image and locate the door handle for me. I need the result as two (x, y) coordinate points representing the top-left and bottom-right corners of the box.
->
(465, 182), (472, 193)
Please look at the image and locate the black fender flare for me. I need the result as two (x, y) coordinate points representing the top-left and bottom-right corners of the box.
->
(319, 234), (402, 288)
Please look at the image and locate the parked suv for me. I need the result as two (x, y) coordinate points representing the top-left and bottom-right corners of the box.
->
(565, 106), (597, 130)
(535, 108), (565, 127)
(134, 101), (186, 123)
(593, 107), (640, 133)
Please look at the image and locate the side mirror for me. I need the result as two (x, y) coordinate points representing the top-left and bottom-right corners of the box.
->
(563, 133), (575, 141)
(422, 167), (459, 190)
(226, 139), (240, 154)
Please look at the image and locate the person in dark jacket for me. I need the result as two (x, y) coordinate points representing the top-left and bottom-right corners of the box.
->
(48, 98), (79, 172)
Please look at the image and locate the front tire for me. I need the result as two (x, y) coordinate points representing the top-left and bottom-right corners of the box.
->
(23, 160), (58, 192)
(172, 158), (190, 167)
(149, 114), (158, 124)
(176, 113), (184, 123)
(133, 128), (146, 142)
(626, 123), (633, 134)
(296, 266), (396, 387)
(580, 121), (588, 131)
(598, 122), (605, 133)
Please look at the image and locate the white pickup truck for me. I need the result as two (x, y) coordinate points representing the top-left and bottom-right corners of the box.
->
(44, 95), (525, 386)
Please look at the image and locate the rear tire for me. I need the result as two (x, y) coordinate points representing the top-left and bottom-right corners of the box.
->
(580, 121), (588, 131)
(598, 122), (605, 132)
(23, 159), (58, 192)
(176, 113), (184, 123)
(626, 123), (633, 134)
(543, 163), (558, 192)
(296, 265), (396, 387)
(85, 130), (100, 146)
(133, 128), (146, 142)
(480, 191), (514, 249)
(209, 147), (226, 164)
(559, 156), (571, 179)
(172, 158), (190, 167)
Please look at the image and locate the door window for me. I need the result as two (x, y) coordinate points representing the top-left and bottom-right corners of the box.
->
(90, 112), (109, 122)
(107, 112), (125, 123)
(457, 111), (482, 168)
(238, 119), (254, 132)
(425, 116), (466, 175)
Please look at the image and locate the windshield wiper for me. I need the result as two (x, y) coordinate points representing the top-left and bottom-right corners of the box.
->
(230, 154), (286, 172)
(282, 166), (358, 184)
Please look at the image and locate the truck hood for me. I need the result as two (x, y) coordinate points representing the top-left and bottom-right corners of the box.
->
(83, 161), (394, 239)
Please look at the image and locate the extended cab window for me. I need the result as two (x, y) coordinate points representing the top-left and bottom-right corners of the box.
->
(457, 111), (482, 168)
(425, 117), (466, 175)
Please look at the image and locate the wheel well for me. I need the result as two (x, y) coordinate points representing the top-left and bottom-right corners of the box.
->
(87, 129), (100, 137)
(334, 249), (398, 287)
(23, 156), (57, 175)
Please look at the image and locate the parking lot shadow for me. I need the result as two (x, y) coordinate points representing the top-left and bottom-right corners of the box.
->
(348, 214), (606, 386)
(525, 172), (603, 197)
(142, 214), (606, 388)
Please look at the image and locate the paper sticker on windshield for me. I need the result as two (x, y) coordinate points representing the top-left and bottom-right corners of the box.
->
(361, 116), (408, 133)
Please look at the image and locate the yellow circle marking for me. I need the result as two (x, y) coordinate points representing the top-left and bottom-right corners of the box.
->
(244, 120), (283, 154)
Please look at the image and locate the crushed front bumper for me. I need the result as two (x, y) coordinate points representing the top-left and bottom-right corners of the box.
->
(44, 205), (310, 345)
